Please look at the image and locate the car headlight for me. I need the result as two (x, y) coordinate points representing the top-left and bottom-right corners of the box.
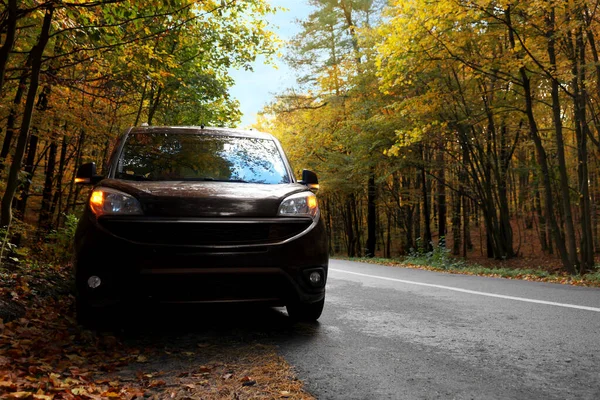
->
(89, 187), (143, 217)
(278, 192), (319, 219)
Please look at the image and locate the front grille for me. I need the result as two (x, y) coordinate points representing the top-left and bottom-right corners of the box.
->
(99, 217), (313, 246)
(138, 272), (292, 303)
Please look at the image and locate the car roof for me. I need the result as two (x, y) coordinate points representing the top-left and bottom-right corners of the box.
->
(126, 126), (277, 140)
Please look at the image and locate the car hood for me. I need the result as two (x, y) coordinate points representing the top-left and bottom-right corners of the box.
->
(97, 179), (309, 217)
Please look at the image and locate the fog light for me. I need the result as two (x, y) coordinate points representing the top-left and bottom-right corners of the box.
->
(87, 276), (101, 289)
(309, 271), (322, 285)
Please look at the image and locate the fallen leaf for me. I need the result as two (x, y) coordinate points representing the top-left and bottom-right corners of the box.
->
(148, 380), (166, 388)
(280, 391), (290, 398)
(5, 392), (33, 399)
(222, 373), (233, 380)
(100, 391), (121, 398)
(33, 394), (53, 400)
(242, 380), (256, 387)
(70, 387), (88, 396)
(0, 381), (17, 390)
(65, 354), (86, 364)
(136, 355), (148, 363)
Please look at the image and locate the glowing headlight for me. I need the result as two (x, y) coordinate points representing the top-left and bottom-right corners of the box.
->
(278, 192), (319, 219)
(89, 187), (143, 217)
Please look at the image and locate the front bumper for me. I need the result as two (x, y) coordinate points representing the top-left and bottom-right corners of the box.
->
(73, 213), (329, 308)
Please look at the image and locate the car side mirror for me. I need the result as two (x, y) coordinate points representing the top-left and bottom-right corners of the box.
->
(299, 169), (319, 193)
(75, 162), (103, 185)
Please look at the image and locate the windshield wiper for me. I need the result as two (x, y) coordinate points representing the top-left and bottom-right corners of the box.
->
(117, 172), (152, 181)
(182, 177), (249, 183)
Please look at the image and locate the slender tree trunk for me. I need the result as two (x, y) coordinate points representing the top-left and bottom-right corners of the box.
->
(15, 134), (38, 219)
(415, 169), (421, 247)
(0, 0), (18, 95)
(437, 148), (447, 246)
(498, 124), (515, 258)
(544, 7), (579, 272)
(52, 134), (68, 228)
(0, 6), (53, 230)
(147, 86), (163, 125)
(508, 12), (573, 273)
(572, 24), (594, 272)
(134, 80), (148, 126)
(420, 144), (433, 251)
(38, 138), (57, 233)
(352, 193), (362, 257)
(344, 195), (355, 257)
(386, 210), (391, 258)
(66, 130), (85, 213)
(366, 167), (376, 257)
(0, 63), (30, 171)
(452, 174), (461, 255)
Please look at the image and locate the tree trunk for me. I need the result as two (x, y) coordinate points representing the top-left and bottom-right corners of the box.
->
(0, 0), (18, 95)
(51, 134), (68, 228)
(0, 63), (29, 171)
(66, 129), (85, 213)
(544, 7), (578, 272)
(420, 144), (433, 252)
(452, 174), (461, 256)
(437, 148), (447, 246)
(38, 138), (57, 233)
(572, 23), (594, 272)
(14, 134), (38, 219)
(507, 5), (573, 272)
(366, 167), (376, 257)
(0, 6), (53, 230)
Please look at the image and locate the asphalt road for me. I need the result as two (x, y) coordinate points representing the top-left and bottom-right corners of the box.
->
(275, 259), (600, 400)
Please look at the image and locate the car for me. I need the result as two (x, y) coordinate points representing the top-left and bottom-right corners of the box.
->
(72, 125), (328, 328)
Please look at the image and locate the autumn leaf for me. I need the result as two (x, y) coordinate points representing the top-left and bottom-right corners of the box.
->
(32, 394), (53, 400)
(70, 387), (89, 396)
(100, 391), (121, 398)
(4, 392), (33, 399)
(136, 355), (148, 363)
(148, 380), (166, 388)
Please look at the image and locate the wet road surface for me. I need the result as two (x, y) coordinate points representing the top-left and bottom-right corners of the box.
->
(275, 259), (600, 399)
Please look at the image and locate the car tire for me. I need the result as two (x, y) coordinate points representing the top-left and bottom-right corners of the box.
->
(75, 297), (95, 328)
(286, 298), (325, 322)
(75, 296), (112, 331)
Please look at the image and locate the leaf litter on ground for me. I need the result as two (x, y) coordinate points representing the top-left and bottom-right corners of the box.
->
(0, 261), (314, 400)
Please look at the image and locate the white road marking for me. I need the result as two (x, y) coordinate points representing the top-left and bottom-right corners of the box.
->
(330, 268), (600, 313)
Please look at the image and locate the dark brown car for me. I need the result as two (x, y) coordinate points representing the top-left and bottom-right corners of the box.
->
(72, 126), (328, 328)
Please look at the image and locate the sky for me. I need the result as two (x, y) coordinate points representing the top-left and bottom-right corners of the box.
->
(228, 1), (314, 129)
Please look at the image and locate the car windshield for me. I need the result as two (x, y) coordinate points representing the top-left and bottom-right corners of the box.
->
(116, 132), (291, 184)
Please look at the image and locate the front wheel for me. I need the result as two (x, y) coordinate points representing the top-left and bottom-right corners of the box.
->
(75, 294), (114, 331)
(286, 298), (325, 322)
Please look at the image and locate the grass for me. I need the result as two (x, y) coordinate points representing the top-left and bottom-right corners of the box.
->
(337, 245), (600, 288)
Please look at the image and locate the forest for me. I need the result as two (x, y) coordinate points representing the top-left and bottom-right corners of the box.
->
(1, 0), (600, 276)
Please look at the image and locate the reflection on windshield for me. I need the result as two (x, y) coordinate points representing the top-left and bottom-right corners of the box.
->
(117, 132), (290, 184)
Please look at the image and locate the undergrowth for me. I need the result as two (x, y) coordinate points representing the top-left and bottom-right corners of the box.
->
(341, 239), (600, 287)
